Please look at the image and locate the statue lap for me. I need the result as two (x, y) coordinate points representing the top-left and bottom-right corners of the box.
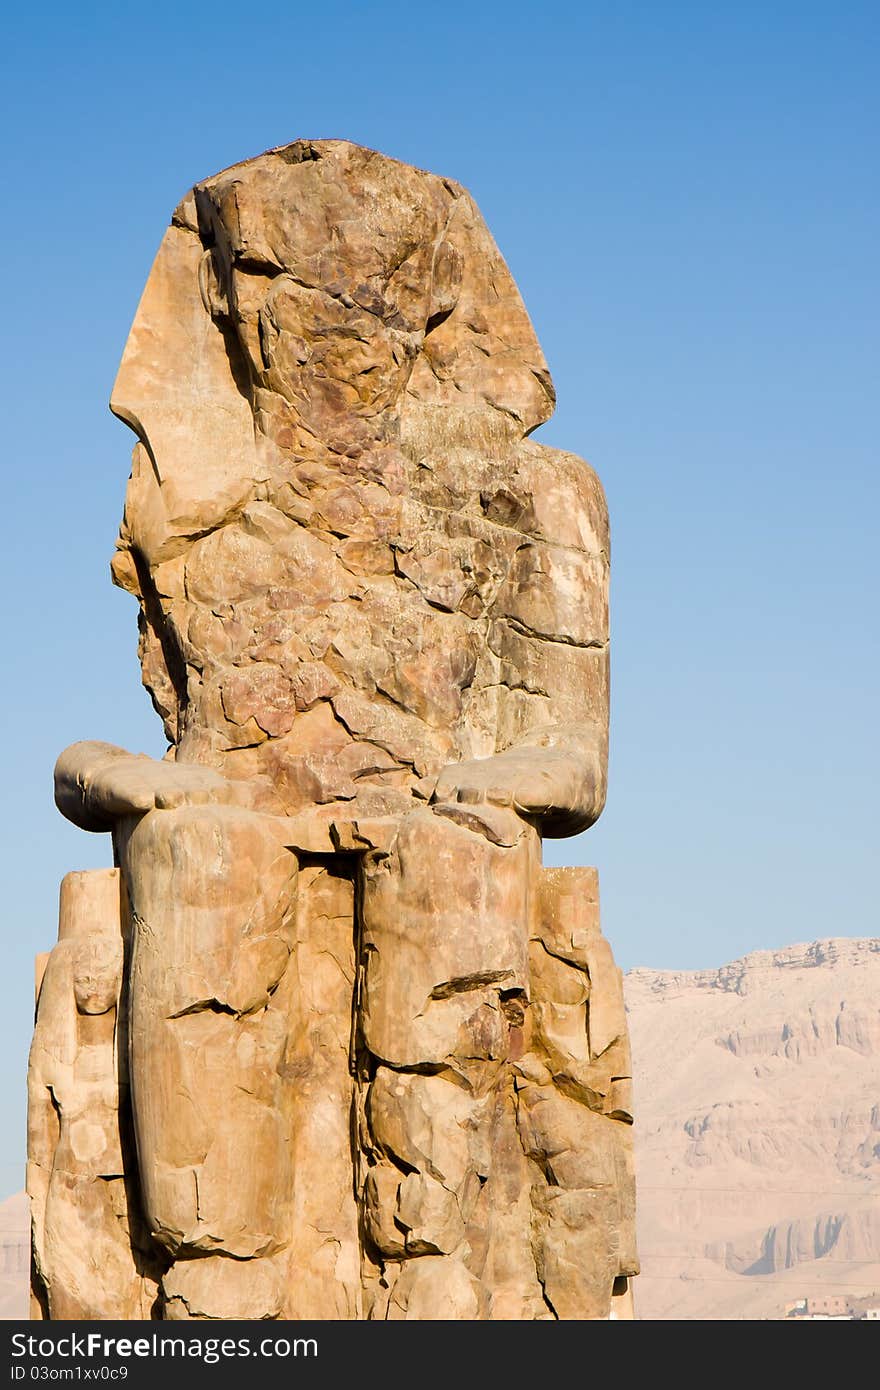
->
(31, 803), (635, 1319)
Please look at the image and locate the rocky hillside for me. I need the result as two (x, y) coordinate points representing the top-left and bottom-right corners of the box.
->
(626, 938), (880, 1319)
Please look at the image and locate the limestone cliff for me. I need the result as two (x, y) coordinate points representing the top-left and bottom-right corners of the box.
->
(626, 938), (880, 1319)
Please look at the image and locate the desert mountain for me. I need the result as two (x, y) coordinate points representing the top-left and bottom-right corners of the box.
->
(626, 938), (880, 1319)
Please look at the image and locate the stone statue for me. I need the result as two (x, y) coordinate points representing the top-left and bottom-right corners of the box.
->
(28, 140), (637, 1320)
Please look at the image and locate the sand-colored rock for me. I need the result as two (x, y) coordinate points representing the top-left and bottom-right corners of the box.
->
(30, 140), (633, 1319)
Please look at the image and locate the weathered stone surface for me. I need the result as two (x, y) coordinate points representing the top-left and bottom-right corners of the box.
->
(31, 139), (634, 1320)
(28, 871), (162, 1319)
(359, 806), (536, 1066)
(119, 807), (298, 1261)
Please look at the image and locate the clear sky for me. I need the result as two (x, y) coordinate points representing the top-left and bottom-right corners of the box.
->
(1, 1), (877, 1191)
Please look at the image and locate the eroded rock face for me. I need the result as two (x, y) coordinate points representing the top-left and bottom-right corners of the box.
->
(30, 140), (635, 1319)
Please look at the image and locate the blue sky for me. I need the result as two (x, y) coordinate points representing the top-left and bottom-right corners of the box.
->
(1, 1), (877, 1189)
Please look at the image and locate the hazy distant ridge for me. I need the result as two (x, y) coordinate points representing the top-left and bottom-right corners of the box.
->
(627, 936), (880, 1320)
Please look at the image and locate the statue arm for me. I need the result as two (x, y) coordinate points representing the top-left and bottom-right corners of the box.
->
(432, 726), (605, 838)
(54, 741), (231, 831)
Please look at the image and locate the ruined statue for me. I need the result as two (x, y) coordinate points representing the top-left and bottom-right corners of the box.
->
(28, 140), (637, 1320)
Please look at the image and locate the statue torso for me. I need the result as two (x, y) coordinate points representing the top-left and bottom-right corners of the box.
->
(140, 431), (606, 818)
